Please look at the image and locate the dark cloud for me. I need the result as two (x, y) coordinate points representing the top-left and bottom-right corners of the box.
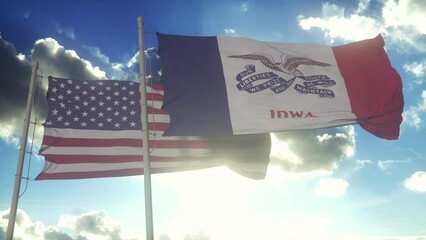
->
(0, 36), (32, 143)
(0, 36), (108, 145)
(270, 127), (355, 173)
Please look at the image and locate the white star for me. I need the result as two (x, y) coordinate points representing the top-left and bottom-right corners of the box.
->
(106, 96), (112, 101)
(129, 82), (135, 86)
(121, 105), (128, 111)
(106, 107), (112, 111)
(45, 121), (52, 125)
(52, 87), (58, 93)
(74, 95), (80, 101)
(60, 102), (66, 108)
(90, 117), (96, 122)
(58, 95), (64, 100)
(97, 122), (104, 127)
(98, 112), (104, 117)
(83, 81), (88, 85)
(52, 109), (58, 115)
(98, 101), (105, 106)
(57, 116), (63, 121)
(106, 117), (112, 122)
(98, 81), (104, 86)
(90, 86), (96, 91)
(82, 111), (88, 117)
(113, 100), (119, 106)
(130, 110), (136, 115)
(121, 116), (128, 121)
(114, 111), (119, 116)
(81, 122), (87, 127)
(73, 116), (80, 122)
(66, 89), (72, 95)
(90, 95), (96, 101)
(106, 86), (111, 91)
(129, 100), (136, 105)
(66, 110), (72, 115)
(121, 86), (127, 90)
(129, 91), (135, 95)
(90, 106), (97, 111)
(67, 80), (73, 84)
(59, 83), (66, 88)
(114, 122), (120, 128)
(113, 91), (120, 96)
(130, 121), (136, 127)
(98, 91), (104, 95)
(82, 90), (88, 95)
(74, 105), (81, 110)
(114, 82), (119, 86)
(122, 96), (128, 101)
(64, 122), (70, 126)
(75, 85), (81, 90)
(83, 101), (89, 106)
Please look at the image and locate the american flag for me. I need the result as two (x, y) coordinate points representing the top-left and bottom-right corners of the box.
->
(37, 77), (270, 180)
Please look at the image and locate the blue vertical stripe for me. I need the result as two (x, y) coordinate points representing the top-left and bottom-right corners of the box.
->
(158, 33), (233, 136)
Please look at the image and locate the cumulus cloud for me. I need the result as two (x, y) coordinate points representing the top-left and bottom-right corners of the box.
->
(0, 209), (139, 240)
(0, 209), (73, 240)
(404, 171), (426, 193)
(0, 36), (109, 146)
(270, 126), (355, 174)
(297, 0), (426, 52)
(315, 178), (349, 197)
(298, 2), (382, 43)
(404, 60), (426, 86)
(31, 38), (106, 80)
(125, 48), (162, 82)
(403, 90), (426, 129)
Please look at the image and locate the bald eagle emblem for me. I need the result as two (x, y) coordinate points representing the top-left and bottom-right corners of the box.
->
(228, 53), (332, 76)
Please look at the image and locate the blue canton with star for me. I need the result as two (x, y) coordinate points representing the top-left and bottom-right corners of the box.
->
(45, 77), (141, 130)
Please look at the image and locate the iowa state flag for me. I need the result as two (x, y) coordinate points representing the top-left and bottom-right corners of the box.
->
(158, 33), (403, 140)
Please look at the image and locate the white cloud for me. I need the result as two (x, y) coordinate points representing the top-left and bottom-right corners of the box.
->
(0, 209), (73, 240)
(298, 2), (382, 44)
(224, 28), (238, 36)
(403, 90), (426, 129)
(0, 122), (20, 146)
(354, 159), (373, 170)
(404, 60), (426, 85)
(382, 0), (426, 34)
(31, 38), (106, 80)
(404, 171), (426, 193)
(0, 209), (140, 240)
(297, 0), (426, 52)
(315, 178), (349, 197)
(54, 22), (76, 40)
(84, 46), (110, 64)
(240, 2), (248, 12)
(377, 158), (410, 171)
(356, 0), (370, 14)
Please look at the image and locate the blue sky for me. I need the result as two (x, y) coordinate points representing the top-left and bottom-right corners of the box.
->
(1, 0), (426, 239)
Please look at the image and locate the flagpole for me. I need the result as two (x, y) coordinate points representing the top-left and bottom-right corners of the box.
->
(137, 16), (154, 240)
(6, 61), (39, 240)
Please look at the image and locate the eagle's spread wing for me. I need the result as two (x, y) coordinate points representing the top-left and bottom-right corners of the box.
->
(281, 56), (332, 70)
(228, 53), (284, 73)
